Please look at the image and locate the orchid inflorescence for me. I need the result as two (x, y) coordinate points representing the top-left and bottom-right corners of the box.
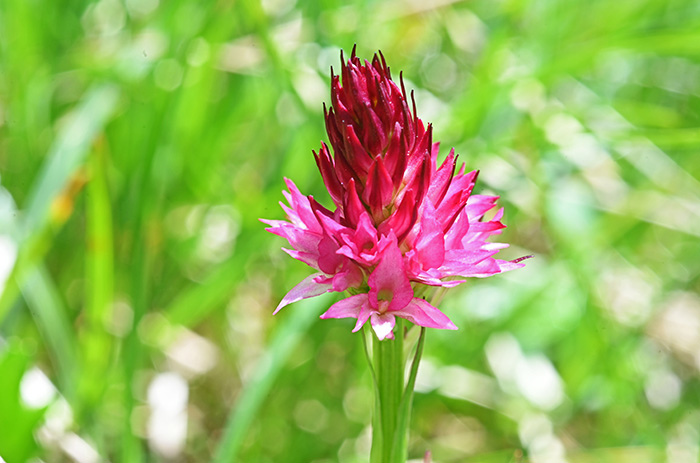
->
(263, 47), (528, 340)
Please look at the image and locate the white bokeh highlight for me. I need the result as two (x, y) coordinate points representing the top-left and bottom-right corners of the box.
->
(147, 372), (189, 458)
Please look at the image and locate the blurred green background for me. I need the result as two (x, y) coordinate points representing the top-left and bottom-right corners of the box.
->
(1, 0), (700, 462)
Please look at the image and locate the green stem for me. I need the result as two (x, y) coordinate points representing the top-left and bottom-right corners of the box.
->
(391, 327), (426, 463)
(367, 321), (427, 463)
(363, 327), (383, 463)
(371, 319), (404, 463)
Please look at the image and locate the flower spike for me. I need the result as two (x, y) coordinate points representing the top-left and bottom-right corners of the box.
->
(263, 49), (528, 339)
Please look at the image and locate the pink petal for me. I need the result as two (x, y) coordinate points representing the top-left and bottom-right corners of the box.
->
(468, 221), (506, 233)
(369, 235), (414, 312)
(313, 143), (343, 206)
(383, 122), (405, 187)
(315, 209), (349, 237)
(363, 156), (394, 216)
(443, 211), (469, 250)
(442, 247), (501, 268)
(465, 195), (499, 221)
(320, 294), (367, 320)
(343, 178), (365, 226)
(343, 124), (373, 175)
(281, 248), (320, 269)
(427, 149), (456, 206)
(442, 257), (502, 278)
(331, 260), (363, 292)
(415, 200), (445, 270)
(283, 178), (322, 234)
(414, 276), (465, 288)
(354, 212), (378, 251)
(275, 273), (332, 314)
(495, 255), (533, 273)
(393, 298), (457, 330)
(317, 234), (344, 274)
(370, 312), (396, 340)
(378, 187), (418, 243)
(352, 301), (373, 332)
(265, 222), (321, 256)
(435, 188), (470, 234)
(336, 211), (379, 265)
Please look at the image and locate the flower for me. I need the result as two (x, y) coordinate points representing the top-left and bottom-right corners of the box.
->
(320, 233), (456, 340)
(263, 47), (529, 340)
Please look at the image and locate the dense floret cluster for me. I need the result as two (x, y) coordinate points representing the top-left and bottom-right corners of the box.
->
(263, 48), (527, 339)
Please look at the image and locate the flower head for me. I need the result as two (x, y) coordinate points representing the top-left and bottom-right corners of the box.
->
(315, 48), (433, 235)
(263, 47), (529, 340)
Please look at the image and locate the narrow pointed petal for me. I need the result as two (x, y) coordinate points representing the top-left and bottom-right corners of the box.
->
(443, 210), (469, 250)
(428, 149), (456, 206)
(343, 125), (373, 175)
(320, 293), (368, 319)
(415, 200), (445, 270)
(466, 194), (499, 221)
(379, 188), (418, 243)
(343, 178), (365, 226)
(283, 178), (322, 234)
(468, 220), (506, 233)
(281, 248), (320, 269)
(359, 106), (386, 156)
(314, 144), (343, 206)
(441, 256), (502, 278)
(352, 301), (372, 332)
(362, 157), (394, 216)
(383, 122), (404, 183)
(495, 255), (533, 273)
(275, 273), (333, 314)
(393, 298), (457, 330)
(436, 188), (471, 233)
(314, 209), (349, 237)
(401, 151), (431, 210)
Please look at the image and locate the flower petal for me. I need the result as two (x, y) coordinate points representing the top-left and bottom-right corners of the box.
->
(415, 199), (445, 270)
(495, 255), (532, 273)
(331, 260), (363, 292)
(313, 143), (343, 206)
(275, 272), (332, 314)
(393, 298), (457, 330)
(370, 312), (396, 340)
(283, 178), (322, 234)
(427, 148), (456, 206)
(363, 156), (394, 217)
(320, 293), (368, 319)
(320, 293), (373, 333)
(317, 234), (344, 274)
(369, 235), (414, 312)
(352, 301), (372, 332)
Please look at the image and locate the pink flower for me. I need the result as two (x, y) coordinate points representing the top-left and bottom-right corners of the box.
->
(321, 234), (456, 340)
(263, 48), (529, 340)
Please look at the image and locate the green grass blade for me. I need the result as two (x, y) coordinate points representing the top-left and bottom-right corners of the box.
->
(212, 293), (332, 463)
(22, 84), (119, 235)
(164, 232), (266, 329)
(0, 85), (119, 325)
(78, 143), (115, 424)
(21, 264), (79, 399)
